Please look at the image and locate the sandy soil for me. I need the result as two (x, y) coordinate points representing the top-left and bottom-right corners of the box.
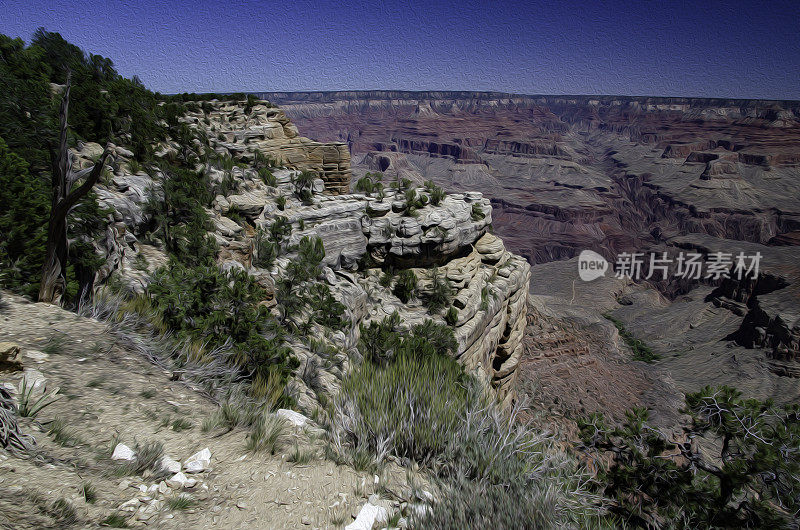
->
(0, 292), (405, 529)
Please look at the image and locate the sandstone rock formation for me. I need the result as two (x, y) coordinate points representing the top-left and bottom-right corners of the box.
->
(180, 100), (352, 194)
(74, 99), (529, 406)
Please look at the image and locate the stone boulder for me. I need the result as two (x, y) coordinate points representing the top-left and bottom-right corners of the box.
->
(0, 342), (22, 372)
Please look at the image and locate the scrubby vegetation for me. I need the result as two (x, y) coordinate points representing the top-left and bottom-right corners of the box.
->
(580, 386), (800, 528)
(471, 203), (485, 221)
(402, 187), (429, 217)
(603, 314), (660, 362)
(423, 266), (454, 314)
(424, 179), (446, 206)
(329, 315), (599, 528)
(146, 264), (298, 395)
(392, 269), (418, 303)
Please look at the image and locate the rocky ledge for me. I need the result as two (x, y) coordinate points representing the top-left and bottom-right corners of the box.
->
(72, 100), (530, 407)
(211, 181), (527, 404)
(179, 99), (351, 194)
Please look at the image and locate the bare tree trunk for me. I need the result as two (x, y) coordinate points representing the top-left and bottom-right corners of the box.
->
(38, 73), (112, 304)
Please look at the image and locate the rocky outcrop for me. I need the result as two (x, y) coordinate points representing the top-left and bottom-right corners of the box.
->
(78, 99), (529, 406)
(211, 180), (525, 402)
(181, 100), (351, 194)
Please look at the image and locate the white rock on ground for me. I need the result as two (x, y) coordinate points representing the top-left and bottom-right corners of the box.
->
(276, 408), (310, 427)
(111, 443), (136, 461)
(183, 447), (211, 473)
(119, 498), (140, 512)
(166, 472), (194, 489)
(20, 369), (46, 391)
(345, 501), (388, 530)
(159, 455), (181, 474)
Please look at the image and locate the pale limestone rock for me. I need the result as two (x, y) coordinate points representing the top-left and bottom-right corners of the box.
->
(214, 215), (243, 237)
(159, 456), (181, 474)
(166, 472), (191, 488)
(227, 190), (268, 218)
(112, 443), (136, 461)
(119, 498), (140, 512)
(183, 448), (211, 474)
(276, 409), (310, 427)
(345, 501), (388, 530)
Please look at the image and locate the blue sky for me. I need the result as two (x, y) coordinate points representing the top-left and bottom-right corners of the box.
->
(2, 0), (799, 98)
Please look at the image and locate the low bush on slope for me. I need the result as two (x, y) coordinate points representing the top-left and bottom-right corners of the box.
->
(579, 386), (800, 528)
(329, 315), (600, 529)
(146, 264), (298, 397)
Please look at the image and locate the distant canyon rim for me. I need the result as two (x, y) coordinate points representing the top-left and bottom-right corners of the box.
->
(259, 90), (800, 423)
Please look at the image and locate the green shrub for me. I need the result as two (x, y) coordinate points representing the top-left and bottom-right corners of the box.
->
(269, 216), (292, 244)
(254, 229), (278, 269)
(411, 473), (561, 530)
(445, 306), (458, 326)
(358, 312), (402, 365)
(246, 413), (289, 454)
(307, 283), (347, 331)
(358, 314), (455, 366)
(292, 170), (316, 203)
(166, 495), (196, 510)
(259, 167), (276, 187)
(471, 203), (485, 221)
(127, 158), (141, 174)
(338, 341), (469, 464)
(276, 195), (286, 210)
(393, 269), (417, 303)
(0, 138), (52, 296)
(146, 264), (298, 391)
(226, 204), (244, 225)
(100, 513), (129, 527)
(273, 236), (347, 333)
(286, 235), (325, 282)
(480, 286), (489, 310)
(579, 386), (800, 528)
(603, 314), (659, 362)
(424, 267), (453, 314)
(424, 180), (446, 206)
(379, 269), (394, 288)
(252, 150), (276, 171)
(355, 175), (375, 195)
(403, 187), (428, 216)
(337, 316), (597, 528)
(17, 378), (60, 418)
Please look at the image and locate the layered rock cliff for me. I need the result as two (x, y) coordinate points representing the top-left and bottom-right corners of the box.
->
(74, 98), (529, 406)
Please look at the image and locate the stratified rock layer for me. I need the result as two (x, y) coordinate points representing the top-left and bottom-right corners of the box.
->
(76, 99), (528, 406)
(181, 100), (352, 194)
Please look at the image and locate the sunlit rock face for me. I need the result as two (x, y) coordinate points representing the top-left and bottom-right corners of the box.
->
(81, 98), (530, 406)
(182, 100), (352, 194)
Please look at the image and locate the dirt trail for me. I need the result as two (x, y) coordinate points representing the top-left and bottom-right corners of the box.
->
(0, 292), (402, 529)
